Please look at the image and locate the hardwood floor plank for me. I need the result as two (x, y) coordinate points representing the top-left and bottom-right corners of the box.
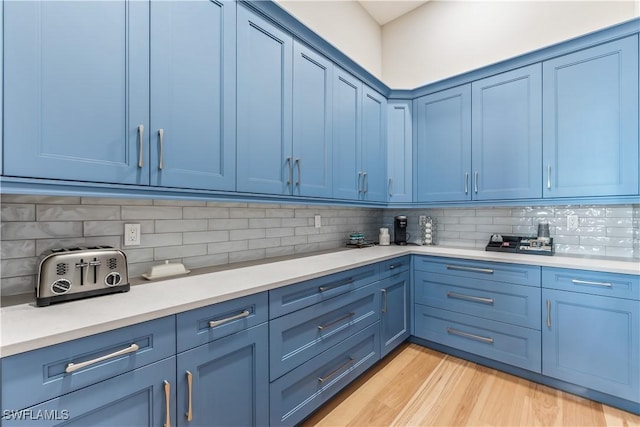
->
(302, 343), (640, 427)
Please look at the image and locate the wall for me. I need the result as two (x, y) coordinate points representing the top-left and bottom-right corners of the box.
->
(275, 0), (383, 79)
(382, 1), (639, 88)
(384, 205), (640, 259)
(0, 195), (382, 296)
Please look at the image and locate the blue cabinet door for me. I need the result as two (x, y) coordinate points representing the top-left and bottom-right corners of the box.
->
(415, 85), (472, 202)
(150, 0), (235, 191)
(387, 100), (413, 203)
(472, 64), (542, 200)
(361, 86), (387, 202)
(380, 271), (410, 357)
(543, 35), (639, 198)
(176, 324), (269, 427)
(3, 0), (149, 185)
(332, 68), (362, 200)
(237, 5), (293, 195)
(542, 289), (639, 402)
(2, 357), (176, 427)
(292, 41), (333, 198)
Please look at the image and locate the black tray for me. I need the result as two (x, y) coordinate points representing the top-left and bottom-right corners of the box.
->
(485, 235), (554, 256)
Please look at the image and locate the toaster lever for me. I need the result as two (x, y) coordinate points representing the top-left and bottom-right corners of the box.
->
(75, 260), (89, 286)
(89, 259), (101, 284)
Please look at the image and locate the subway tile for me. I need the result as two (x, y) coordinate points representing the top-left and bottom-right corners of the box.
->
(183, 254), (229, 269)
(249, 218), (281, 229)
(207, 240), (249, 255)
(266, 208), (294, 218)
(606, 207), (634, 217)
(229, 208), (266, 219)
(81, 197), (152, 206)
(121, 248), (154, 264)
(266, 228), (295, 238)
(183, 230), (229, 245)
(155, 220), (208, 233)
(122, 206), (182, 220)
(476, 208), (510, 217)
(266, 246), (295, 258)
(492, 216), (532, 226)
(209, 219), (249, 230)
(605, 247), (635, 258)
(248, 238), (281, 250)
(0, 275), (36, 296)
(138, 233), (183, 248)
(184, 207), (229, 219)
(37, 205), (120, 221)
(128, 261), (159, 278)
(444, 224), (475, 232)
(281, 236), (308, 246)
(581, 236), (633, 247)
(1, 204), (36, 222)
(1, 257), (39, 278)
(554, 244), (605, 256)
(229, 249), (265, 263)
(1, 240), (36, 259)
(208, 202), (247, 208)
(153, 199), (206, 207)
(1, 195), (80, 204)
(155, 244), (207, 260)
(607, 227), (634, 238)
(459, 216), (492, 225)
(1, 221), (83, 240)
(230, 229), (266, 241)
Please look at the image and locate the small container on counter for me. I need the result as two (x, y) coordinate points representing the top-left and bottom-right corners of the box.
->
(379, 228), (390, 246)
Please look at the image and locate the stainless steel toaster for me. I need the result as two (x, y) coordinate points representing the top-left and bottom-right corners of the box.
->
(36, 246), (129, 307)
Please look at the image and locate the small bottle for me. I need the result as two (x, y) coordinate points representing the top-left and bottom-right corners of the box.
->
(379, 228), (390, 246)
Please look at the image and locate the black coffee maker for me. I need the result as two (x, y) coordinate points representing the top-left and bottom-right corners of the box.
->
(394, 215), (408, 245)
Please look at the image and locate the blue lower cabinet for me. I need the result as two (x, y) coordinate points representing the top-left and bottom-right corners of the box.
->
(380, 271), (411, 357)
(2, 357), (176, 427)
(269, 283), (380, 381)
(269, 323), (380, 427)
(542, 289), (639, 402)
(414, 305), (542, 373)
(176, 323), (269, 427)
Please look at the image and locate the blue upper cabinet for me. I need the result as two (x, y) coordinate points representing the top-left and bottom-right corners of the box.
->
(415, 85), (472, 202)
(237, 5), (293, 195)
(361, 86), (388, 202)
(292, 41), (333, 198)
(472, 64), (542, 200)
(333, 68), (363, 200)
(543, 35), (639, 198)
(387, 100), (413, 203)
(150, 0), (236, 191)
(3, 0), (150, 185)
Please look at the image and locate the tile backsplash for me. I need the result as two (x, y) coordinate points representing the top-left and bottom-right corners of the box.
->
(1, 194), (638, 296)
(0, 195), (382, 296)
(384, 204), (640, 259)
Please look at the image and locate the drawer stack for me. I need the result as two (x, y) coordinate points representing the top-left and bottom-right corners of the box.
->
(413, 256), (542, 372)
(268, 263), (382, 426)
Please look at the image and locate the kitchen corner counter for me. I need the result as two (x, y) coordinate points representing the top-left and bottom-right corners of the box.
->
(1, 245), (638, 357)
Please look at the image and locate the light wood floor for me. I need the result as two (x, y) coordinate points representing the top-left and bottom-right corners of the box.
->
(301, 343), (640, 427)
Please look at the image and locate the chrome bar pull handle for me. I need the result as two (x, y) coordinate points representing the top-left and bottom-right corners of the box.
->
(185, 371), (193, 421)
(319, 278), (353, 293)
(547, 165), (552, 190)
(381, 289), (388, 313)
(317, 312), (355, 331)
(318, 358), (354, 383)
(163, 380), (171, 427)
(546, 299), (551, 328)
(286, 157), (292, 186)
(209, 310), (250, 328)
(464, 172), (469, 194)
(389, 178), (393, 197)
(447, 327), (494, 344)
(158, 129), (165, 170)
(447, 291), (494, 305)
(364, 172), (368, 193)
(446, 265), (494, 275)
(65, 343), (139, 373)
(474, 171), (479, 193)
(137, 124), (145, 168)
(295, 158), (301, 187)
(358, 171), (363, 193)
(571, 279), (612, 287)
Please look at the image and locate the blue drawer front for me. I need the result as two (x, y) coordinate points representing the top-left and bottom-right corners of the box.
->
(379, 256), (411, 279)
(542, 267), (639, 300)
(1, 316), (176, 412)
(176, 292), (268, 352)
(2, 357), (176, 427)
(269, 322), (380, 427)
(269, 263), (380, 319)
(414, 271), (541, 329)
(269, 283), (380, 381)
(414, 256), (541, 287)
(414, 305), (541, 373)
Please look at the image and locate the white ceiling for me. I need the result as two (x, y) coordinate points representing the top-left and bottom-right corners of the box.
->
(358, 1), (430, 25)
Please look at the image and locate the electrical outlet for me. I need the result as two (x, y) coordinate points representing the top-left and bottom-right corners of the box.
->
(567, 215), (579, 230)
(124, 223), (141, 246)
(314, 215), (321, 229)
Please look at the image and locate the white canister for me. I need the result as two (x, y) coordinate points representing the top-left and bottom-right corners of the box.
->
(379, 228), (390, 246)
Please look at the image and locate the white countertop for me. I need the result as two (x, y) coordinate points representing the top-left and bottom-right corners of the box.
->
(1, 246), (638, 357)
